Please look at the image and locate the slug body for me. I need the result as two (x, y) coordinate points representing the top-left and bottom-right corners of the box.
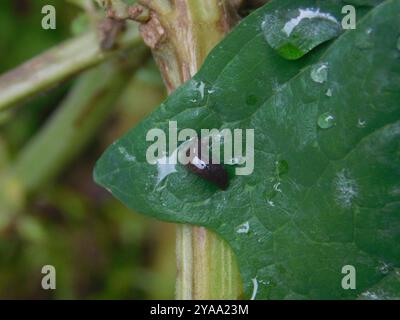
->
(185, 139), (229, 190)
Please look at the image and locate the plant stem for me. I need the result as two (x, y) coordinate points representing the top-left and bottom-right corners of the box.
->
(136, 0), (243, 299)
(176, 225), (242, 299)
(9, 46), (149, 193)
(0, 24), (141, 111)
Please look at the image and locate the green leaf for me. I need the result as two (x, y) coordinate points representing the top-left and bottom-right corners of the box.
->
(94, 0), (400, 299)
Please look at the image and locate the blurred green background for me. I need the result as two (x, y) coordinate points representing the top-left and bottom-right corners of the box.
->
(0, 0), (176, 299)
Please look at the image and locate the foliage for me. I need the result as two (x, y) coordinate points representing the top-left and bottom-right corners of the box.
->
(95, 0), (400, 299)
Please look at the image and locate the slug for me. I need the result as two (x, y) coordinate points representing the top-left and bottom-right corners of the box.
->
(185, 139), (229, 190)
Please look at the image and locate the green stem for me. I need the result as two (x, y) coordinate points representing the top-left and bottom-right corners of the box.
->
(136, 0), (243, 299)
(176, 226), (242, 299)
(9, 46), (148, 193)
(0, 24), (141, 111)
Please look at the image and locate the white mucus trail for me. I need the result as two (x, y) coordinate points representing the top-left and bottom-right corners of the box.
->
(250, 278), (258, 300)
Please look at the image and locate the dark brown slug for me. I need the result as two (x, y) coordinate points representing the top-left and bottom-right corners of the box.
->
(185, 139), (229, 190)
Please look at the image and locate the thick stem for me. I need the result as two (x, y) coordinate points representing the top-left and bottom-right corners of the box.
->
(0, 24), (141, 111)
(138, 0), (241, 91)
(176, 225), (242, 299)
(137, 0), (243, 299)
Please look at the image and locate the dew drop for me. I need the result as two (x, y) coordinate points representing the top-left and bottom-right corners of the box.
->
(325, 88), (333, 97)
(267, 200), (275, 207)
(226, 156), (246, 165)
(195, 81), (206, 99)
(311, 63), (328, 83)
(378, 262), (391, 275)
(273, 182), (282, 192)
(261, 8), (341, 60)
(360, 291), (380, 300)
(317, 112), (336, 129)
(357, 118), (367, 128)
(236, 221), (250, 234)
(282, 8), (338, 36)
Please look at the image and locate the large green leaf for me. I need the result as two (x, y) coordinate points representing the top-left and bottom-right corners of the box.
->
(94, 0), (400, 299)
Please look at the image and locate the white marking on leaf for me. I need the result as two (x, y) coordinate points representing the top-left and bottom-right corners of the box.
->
(335, 169), (359, 208)
(156, 152), (178, 184)
(118, 146), (136, 162)
(250, 278), (258, 300)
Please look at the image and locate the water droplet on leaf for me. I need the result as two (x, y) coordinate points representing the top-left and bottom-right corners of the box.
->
(236, 221), (250, 234)
(357, 118), (367, 128)
(227, 156), (246, 165)
(378, 261), (391, 275)
(325, 88), (333, 97)
(192, 80), (206, 100)
(261, 8), (341, 60)
(311, 63), (328, 83)
(267, 199), (275, 207)
(317, 112), (335, 129)
(273, 182), (282, 192)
